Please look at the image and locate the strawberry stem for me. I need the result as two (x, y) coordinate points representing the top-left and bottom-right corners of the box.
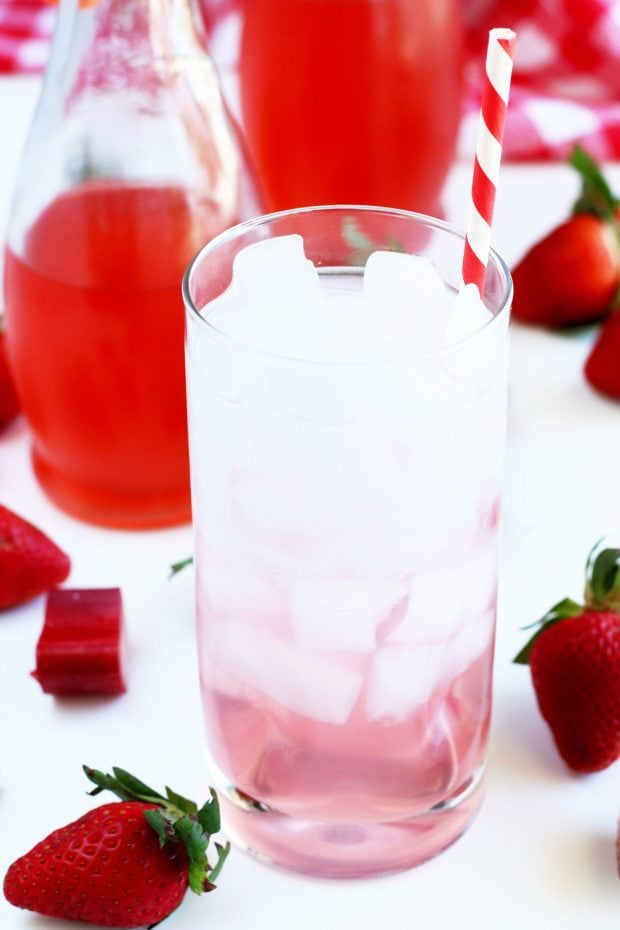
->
(570, 145), (618, 220)
(208, 842), (230, 884)
(513, 597), (583, 664)
(585, 543), (620, 611)
(169, 556), (193, 577)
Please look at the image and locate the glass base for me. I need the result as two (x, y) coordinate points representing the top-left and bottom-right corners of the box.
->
(32, 446), (191, 529)
(211, 763), (486, 879)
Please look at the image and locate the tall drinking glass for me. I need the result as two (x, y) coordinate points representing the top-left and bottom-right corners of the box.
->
(184, 206), (512, 878)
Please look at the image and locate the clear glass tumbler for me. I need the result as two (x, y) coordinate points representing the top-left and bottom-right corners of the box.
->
(184, 206), (512, 878)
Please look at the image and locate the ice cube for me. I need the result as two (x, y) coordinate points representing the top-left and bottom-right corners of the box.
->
(443, 283), (493, 345)
(231, 440), (338, 550)
(229, 402), (385, 562)
(249, 365), (357, 425)
(442, 283), (508, 391)
(206, 621), (363, 724)
(387, 540), (498, 644)
(232, 234), (323, 304)
(207, 243), (459, 362)
(448, 607), (495, 674)
(288, 578), (408, 653)
(202, 235), (330, 359)
(186, 323), (251, 403)
(361, 252), (450, 353)
(210, 296), (337, 361)
(196, 547), (286, 633)
(365, 642), (447, 722)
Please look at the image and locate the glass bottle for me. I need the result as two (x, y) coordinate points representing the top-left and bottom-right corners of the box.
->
(4, 0), (260, 528)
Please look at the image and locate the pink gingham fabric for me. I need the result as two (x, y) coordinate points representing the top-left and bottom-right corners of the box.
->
(0, 0), (238, 73)
(461, 0), (620, 160)
(2, 0), (620, 161)
(0, 1), (55, 74)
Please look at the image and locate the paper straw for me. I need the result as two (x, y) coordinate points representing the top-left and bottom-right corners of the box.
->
(462, 28), (516, 293)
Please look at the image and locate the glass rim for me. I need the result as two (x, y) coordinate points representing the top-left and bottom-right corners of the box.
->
(182, 204), (513, 368)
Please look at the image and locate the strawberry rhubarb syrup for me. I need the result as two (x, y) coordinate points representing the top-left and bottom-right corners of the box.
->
(5, 183), (231, 528)
(240, 0), (463, 214)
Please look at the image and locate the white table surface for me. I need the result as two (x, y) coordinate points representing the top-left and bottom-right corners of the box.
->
(0, 76), (618, 930)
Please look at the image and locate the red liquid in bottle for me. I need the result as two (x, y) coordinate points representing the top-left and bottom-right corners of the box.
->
(5, 183), (228, 528)
(240, 0), (463, 215)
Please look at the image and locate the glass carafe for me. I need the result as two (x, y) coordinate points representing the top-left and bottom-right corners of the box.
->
(4, 0), (260, 528)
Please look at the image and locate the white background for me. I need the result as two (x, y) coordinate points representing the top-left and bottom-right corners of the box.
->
(0, 76), (618, 930)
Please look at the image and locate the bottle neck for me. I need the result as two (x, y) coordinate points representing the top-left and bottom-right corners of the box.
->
(47, 0), (209, 81)
(150, 0), (210, 62)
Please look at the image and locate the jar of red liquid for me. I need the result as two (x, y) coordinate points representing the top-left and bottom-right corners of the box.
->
(239, 0), (464, 215)
(4, 0), (260, 529)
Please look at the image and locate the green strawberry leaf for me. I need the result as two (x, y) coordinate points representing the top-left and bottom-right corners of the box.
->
(112, 768), (166, 802)
(83, 766), (139, 800)
(144, 809), (176, 846)
(170, 556), (193, 577)
(585, 543), (620, 610)
(208, 841), (231, 885)
(165, 786), (198, 816)
(174, 815), (211, 894)
(513, 597), (583, 664)
(83, 765), (229, 895)
(84, 766), (166, 804)
(83, 766), (113, 797)
(342, 217), (375, 254)
(196, 788), (222, 836)
(570, 145), (618, 220)
(341, 217), (406, 264)
(386, 237), (406, 253)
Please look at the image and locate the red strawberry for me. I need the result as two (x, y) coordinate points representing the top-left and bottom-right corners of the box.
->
(512, 146), (620, 327)
(584, 309), (620, 400)
(0, 504), (71, 609)
(0, 318), (19, 429)
(515, 544), (620, 773)
(4, 765), (229, 928)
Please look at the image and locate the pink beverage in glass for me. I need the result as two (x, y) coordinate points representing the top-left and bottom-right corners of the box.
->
(184, 207), (512, 878)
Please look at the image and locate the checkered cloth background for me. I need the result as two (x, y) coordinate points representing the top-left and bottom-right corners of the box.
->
(2, 0), (620, 161)
(0, 0), (55, 73)
(460, 0), (620, 160)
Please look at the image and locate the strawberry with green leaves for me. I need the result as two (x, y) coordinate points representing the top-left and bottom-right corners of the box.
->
(511, 147), (620, 328)
(515, 544), (620, 774)
(3, 766), (229, 928)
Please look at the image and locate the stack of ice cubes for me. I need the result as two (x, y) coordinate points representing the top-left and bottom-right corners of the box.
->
(204, 234), (494, 362)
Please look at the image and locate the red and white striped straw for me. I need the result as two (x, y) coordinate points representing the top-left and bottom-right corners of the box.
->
(462, 28), (516, 293)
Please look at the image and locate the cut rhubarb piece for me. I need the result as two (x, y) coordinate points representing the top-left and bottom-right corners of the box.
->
(33, 588), (127, 696)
